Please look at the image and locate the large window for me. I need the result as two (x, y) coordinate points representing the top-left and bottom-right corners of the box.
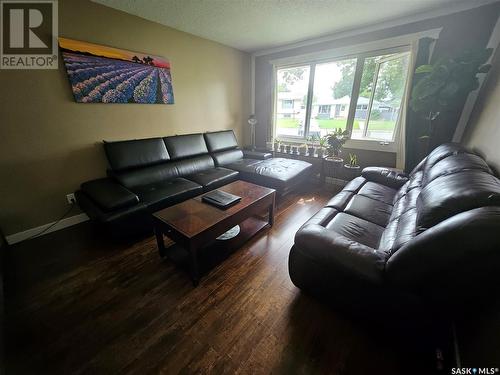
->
(274, 48), (411, 143)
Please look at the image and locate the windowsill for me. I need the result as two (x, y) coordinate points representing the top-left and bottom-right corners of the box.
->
(275, 137), (397, 153)
(345, 139), (397, 153)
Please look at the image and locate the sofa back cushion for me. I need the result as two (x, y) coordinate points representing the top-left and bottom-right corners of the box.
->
(416, 169), (500, 232)
(204, 130), (238, 152)
(163, 133), (208, 160)
(104, 138), (170, 172)
(212, 149), (244, 166)
(422, 153), (492, 186)
(422, 143), (467, 173)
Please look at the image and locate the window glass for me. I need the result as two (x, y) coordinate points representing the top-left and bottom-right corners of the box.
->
(275, 66), (310, 138)
(351, 53), (410, 141)
(309, 59), (357, 139)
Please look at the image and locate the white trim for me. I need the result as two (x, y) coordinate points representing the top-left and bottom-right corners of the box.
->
(453, 14), (500, 142)
(6, 213), (89, 245)
(271, 64), (278, 142)
(250, 54), (255, 114)
(252, 0), (497, 57)
(396, 39), (421, 169)
(268, 29), (441, 67)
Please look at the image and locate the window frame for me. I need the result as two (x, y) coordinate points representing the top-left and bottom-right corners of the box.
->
(272, 44), (414, 152)
(360, 52), (411, 141)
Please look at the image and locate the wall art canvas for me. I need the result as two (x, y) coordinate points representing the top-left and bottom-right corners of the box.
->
(59, 37), (174, 104)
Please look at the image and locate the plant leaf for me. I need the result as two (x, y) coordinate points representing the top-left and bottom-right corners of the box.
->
(415, 65), (434, 74)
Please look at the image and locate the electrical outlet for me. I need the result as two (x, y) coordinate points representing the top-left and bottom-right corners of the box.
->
(66, 193), (76, 204)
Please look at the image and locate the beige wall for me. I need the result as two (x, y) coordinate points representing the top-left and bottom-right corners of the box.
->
(463, 45), (500, 174)
(0, 0), (250, 235)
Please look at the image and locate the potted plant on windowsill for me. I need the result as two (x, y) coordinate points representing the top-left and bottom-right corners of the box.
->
(325, 128), (349, 162)
(306, 136), (316, 156)
(279, 142), (286, 153)
(345, 153), (360, 169)
(316, 136), (328, 158)
(298, 143), (307, 156)
(285, 143), (292, 153)
(273, 138), (281, 152)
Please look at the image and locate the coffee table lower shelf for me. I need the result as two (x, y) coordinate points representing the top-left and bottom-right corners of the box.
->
(156, 215), (270, 285)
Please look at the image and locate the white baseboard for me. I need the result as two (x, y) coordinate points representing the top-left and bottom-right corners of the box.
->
(6, 213), (89, 245)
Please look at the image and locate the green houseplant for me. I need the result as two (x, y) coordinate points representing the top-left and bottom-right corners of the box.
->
(409, 47), (492, 142)
(317, 136), (328, 158)
(345, 153), (360, 169)
(306, 135), (316, 156)
(298, 143), (307, 155)
(325, 128), (349, 160)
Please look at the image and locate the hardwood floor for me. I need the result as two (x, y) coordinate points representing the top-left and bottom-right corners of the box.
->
(5, 185), (436, 374)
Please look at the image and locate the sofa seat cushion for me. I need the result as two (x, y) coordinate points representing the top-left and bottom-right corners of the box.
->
(226, 158), (312, 192)
(358, 181), (397, 205)
(325, 212), (385, 249)
(76, 189), (148, 224)
(81, 178), (139, 212)
(132, 177), (203, 211)
(186, 167), (239, 190)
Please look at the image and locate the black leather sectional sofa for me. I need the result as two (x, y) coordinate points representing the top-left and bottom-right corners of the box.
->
(76, 130), (312, 233)
(289, 143), (500, 310)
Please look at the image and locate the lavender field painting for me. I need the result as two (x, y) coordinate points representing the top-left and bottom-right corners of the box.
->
(59, 37), (174, 104)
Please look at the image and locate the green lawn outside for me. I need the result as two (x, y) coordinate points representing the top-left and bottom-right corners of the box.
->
(276, 118), (395, 131)
(276, 118), (301, 128)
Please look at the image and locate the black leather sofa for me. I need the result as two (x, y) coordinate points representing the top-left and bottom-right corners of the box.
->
(289, 143), (500, 310)
(76, 130), (312, 233)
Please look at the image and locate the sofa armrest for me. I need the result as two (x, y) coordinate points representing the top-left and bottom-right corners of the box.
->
(294, 224), (386, 284)
(386, 207), (500, 300)
(362, 167), (408, 189)
(80, 178), (139, 212)
(243, 150), (272, 160)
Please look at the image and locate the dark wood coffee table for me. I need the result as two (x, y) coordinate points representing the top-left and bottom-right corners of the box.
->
(153, 180), (276, 286)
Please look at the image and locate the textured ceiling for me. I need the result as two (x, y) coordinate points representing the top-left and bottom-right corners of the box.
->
(93, 0), (477, 52)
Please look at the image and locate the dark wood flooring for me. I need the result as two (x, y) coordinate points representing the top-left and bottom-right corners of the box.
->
(5, 185), (439, 374)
